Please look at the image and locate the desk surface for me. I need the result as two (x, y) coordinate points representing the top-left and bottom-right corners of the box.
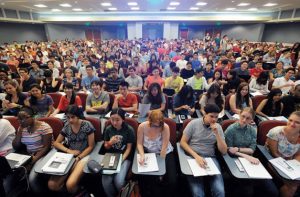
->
(176, 143), (193, 175)
(34, 148), (75, 175)
(132, 150), (166, 176)
(222, 154), (250, 179)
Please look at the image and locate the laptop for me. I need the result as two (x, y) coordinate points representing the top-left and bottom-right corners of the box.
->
(5, 153), (31, 169)
(100, 153), (121, 170)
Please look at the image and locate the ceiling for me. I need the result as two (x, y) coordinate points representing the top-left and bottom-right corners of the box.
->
(0, 0), (299, 13)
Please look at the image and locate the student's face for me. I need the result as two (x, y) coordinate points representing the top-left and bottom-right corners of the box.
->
(256, 63), (262, 69)
(152, 69), (160, 76)
(286, 70), (295, 79)
(151, 87), (159, 96)
(65, 71), (72, 78)
(86, 68), (93, 75)
(210, 91), (219, 98)
(0, 72), (8, 80)
(227, 73), (232, 79)
(172, 71), (178, 77)
(19, 70), (28, 78)
(128, 69), (135, 76)
(205, 113), (219, 124)
(4, 84), (16, 94)
(64, 87), (73, 95)
(17, 111), (34, 128)
(273, 93), (282, 102)
(119, 86), (128, 96)
(294, 87), (300, 98)
(91, 83), (100, 92)
(240, 86), (249, 97)
(186, 63), (192, 69)
(133, 58), (139, 65)
(66, 114), (80, 125)
(30, 87), (42, 98)
(241, 62), (248, 70)
(287, 114), (300, 130)
(214, 72), (221, 79)
(113, 62), (119, 68)
(47, 62), (54, 69)
(276, 62), (283, 69)
(111, 71), (118, 78)
(110, 114), (123, 130)
(31, 63), (38, 68)
(239, 111), (253, 127)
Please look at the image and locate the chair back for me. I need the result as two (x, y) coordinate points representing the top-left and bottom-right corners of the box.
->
(225, 94), (233, 111)
(4, 116), (19, 131)
(38, 117), (64, 140)
(85, 117), (102, 141)
(252, 95), (267, 111)
(221, 119), (237, 132)
(77, 92), (88, 110)
(164, 118), (177, 146)
(257, 120), (286, 145)
(47, 92), (63, 108)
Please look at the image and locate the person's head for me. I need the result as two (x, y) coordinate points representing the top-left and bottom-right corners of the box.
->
(286, 111), (300, 132)
(240, 61), (248, 70)
(65, 105), (84, 124)
(86, 65), (94, 76)
(186, 62), (192, 69)
(227, 69), (237, 79)
(256, 71), (269, 85)
(64, 68), (73, 78)
(91, 80), (103, 93)
(148, 110), (164, 129)
(122, 53), (127, 60)
(17, 106), (35, 128)
(221, 60), (228, 67)
(110, 108), (126, 130)
(113, 61), (120, 69)
(293, 84), (300, 98)
(267, 88), (282, 102)
(178, 85), (194, 100)
(64, 58), (72, 67)
(203, 104), (221, 124)
(193, 52), (198, 59)
(213, 70), (222, 80)
(237, 82), (249, 97)
(207, 83), (221, 99)
(172, 66), (180, 78)
(255, 61), (263, 69)
(44, 69), (53, 79)
(285, 67), (295, 79)
(148, 82), (161, 97)
(31, 61), (40, 69)
(29, 83), (43, 98)
(195, 67), (204, 78)
(4, 80), (20, 95)
(133, 56), (139, 65)
(0, 70), (8, 80)
(169, 62), (176, 70)
(119, 81), (129, 96)
(276, 61), (284, 70)
(152, 66), (160, 77)
(47, 61), (54, 69)
(18, 68), (29, 79)
(206, 63), (212, 70)
(128, 66), (136, 77)
(180, 53), (185, 60)
(110, 68), (118, 78)
(82, 58), (90, 66)
(238, 107), (255, 127)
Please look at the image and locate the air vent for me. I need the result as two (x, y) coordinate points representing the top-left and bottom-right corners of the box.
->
(4, 9), (18, 19)
(19, 11), (30, 20)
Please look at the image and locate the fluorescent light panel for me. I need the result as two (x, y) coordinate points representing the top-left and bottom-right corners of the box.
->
(128, 2), (138, 6)
(72, 8), (82, 11)
(34, 4), (47, 8)
(248, 8), (258, 11)
(59, 3), (72, 7)
(51, 9), (61, 12)
(264, 3), (278, 6)
(167, 7), (176, 10)
(131, 7), (140, 10)
(170, 2), (180, 6)
(225, 7), (236, 10)
(190, 7), (199, 10)
(237, 3), (250, 6)
(101, 2), (112, 6)
(196, 2), (207, 6)
(108, 7), (117, 10)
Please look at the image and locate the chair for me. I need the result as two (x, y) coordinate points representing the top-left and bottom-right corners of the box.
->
(252, 95), (267, 111)
(77, 92), (88, 110)
(221, 119), (237, 132)
(85, 117), (102, 142)
(104, 118), (139, 136)
(38, 117), (64, 140)
(4, 116), (19, 131)
(257, 120), (286, 145)
(179, 119), (193, 140)
(47, 92), (63, 108)
(164, 118), (177, 146)
(225, 94), (233, 111)
(108, 93), (115, 111)
(133, 93), (141, 104)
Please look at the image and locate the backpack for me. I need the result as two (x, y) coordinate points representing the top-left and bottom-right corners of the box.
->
(119, 181), (140, 197)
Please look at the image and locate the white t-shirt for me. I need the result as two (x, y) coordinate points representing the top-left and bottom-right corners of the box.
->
(0, 119), (16, 155)
(272, 77), (294, 95)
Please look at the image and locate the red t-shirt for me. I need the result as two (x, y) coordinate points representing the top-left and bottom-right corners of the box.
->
(118, 93), (138, 109)
(250, 68), (264, 78)
(58, 95), (82, 111)
(145, 76), (165, 88)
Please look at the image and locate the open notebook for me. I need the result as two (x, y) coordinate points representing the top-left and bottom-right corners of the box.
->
(187, 157), (220, 177)
(42, 152), (73, 174)
(269, 157), (300, 180)
(137, 153), (159, 173)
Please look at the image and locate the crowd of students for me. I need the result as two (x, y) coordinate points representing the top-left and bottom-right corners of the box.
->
(0, 36), (300, 197)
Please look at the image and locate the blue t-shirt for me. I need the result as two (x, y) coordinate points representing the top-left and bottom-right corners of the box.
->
(81, 76), (99, 91)
(173, 94), (195, 115)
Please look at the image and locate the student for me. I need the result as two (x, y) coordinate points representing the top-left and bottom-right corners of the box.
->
(180, 104), (227, 197)
(270, 61), (285, 81)
(63, 59), (78, 77)
(29, 61), (44, 79)
(25, 84), (54, 118)
(249, 61), (264, 78)
(85, 80), (110, 114)
(113, 60), (125, 79)
(281, 84), (300, 117)
(81, 65), (99, 92)
(208, 70), (227, 89)
(265, 111), (300, 197)
(105, 68), (124, 93)
(144, 66), (165, 91)
(102, 108), (135, 197)
(0, 113), (15, 156)
(229, 82), (253, 114)
(163, 60), (176, 78)
(256, 89), (283, 118)
(173, 85), (195, 116)
(112, 81), (138, 113)
(12, 107), (53, 194)
(48, 105), (95, 194)
(165, 66), (184, 93)
(203, 62), (214, 80)
(47, 60), (59, 78)
(249, 71), (270, 94)
(199, 83), (224, 116)
(18, 68), (37, 92)
(60, 69), (79, 91)
(40, 69), (61, 93)
(234, 61), (250, 82)
(180, 61), (195, 80)
(272, 67), (295, 95)
(142, 82), (166, 113)
(50, 83), (82, 116)
(223, 70), (240, 95)
(137, 110), (177, 197)
(187, 67), (209, 92)
(125, 66), (143, 92)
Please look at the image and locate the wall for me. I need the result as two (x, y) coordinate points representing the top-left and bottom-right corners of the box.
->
(44, 24), (86, 41)
(0, 22), (47, 44)
(262, 22), (300, 43)
(100, 25), (127, 40)
(163, 22), (179, 40)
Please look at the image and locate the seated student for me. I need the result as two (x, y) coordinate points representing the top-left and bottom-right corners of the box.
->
(199, 83), (224, 116)
(165, 66), (184, 93)
(112, 81), (138, 113)
(265, 111), (300, 197)
(144, 66), (165, 91)
(48, 105), (95, 194)
(272, 67), (295, 95)
(173, 85), (195, 116)
(203, 62), (214, 80)
(223, 70), (240, 96)
(81, 65), (99, 92)
(249, 71), (270, 94)
(97, 60), (109, 79)
(137, 110), (177, 197)
(229, 82), (253, 114)
(113, 60), (125, 79)
(180, 61), (195, 80)
(249, 61), (264, 78)
(40, 69), (61, 93)
(25, 84), (54, 118)
(180, 104), (227, 197)
(208, 70), (227, 89)
(234, 61), (250, 82)
(105, 68), (124, 93)
(225, 107), (278, 197)
(19, 68), (37, 92)
(47, 60), (59, 78)
(63, 58), (78, 77)
(85, 80), (110, 114)
(270, 61), (285, 81)
(0, 113), (15, 156)
(60, 69), (80, 91)
(102, 108), (135, 197)
(281, 84), (300, 117)
(77, 59), (96, 79)
(256, 88), (283, 118)
(142, 83), (166, 114)
(50, 83), (82, 116)
(12, 107), (53, 194)
(278, 51), (292, 69)
(125, 66), (143, 92)
(187, 67), (209, 93)
(163, 61), (176, 78)
(2, 80), (27, 116)
(29, 61), (44, 79)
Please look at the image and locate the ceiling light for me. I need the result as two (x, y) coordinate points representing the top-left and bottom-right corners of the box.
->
(131, 7), (140, 10)
(51, 9), (61, 12)
(190, 7), (199, 10)
(248, 8), (258, 11)
(263, 3), (278, 6)
(170, 2), (180, 6)
(167, 7), (176, 10)
(108, 7), (117, 11)
(59, 3), (72, 7)
(225, 7), (236, 10)
(72, 8), (82, 11)
(237, 3), (250, 6)
(101, 2), (112, 6)
(128, 2), (138, 6)
(196, 2), (207, 6)
(34, 4), (47, 8)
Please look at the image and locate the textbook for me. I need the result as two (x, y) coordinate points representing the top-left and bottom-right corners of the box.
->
(238, 157), (272, 179)
(269, 157), (300, 180)
(137, 153), (159, 173)
(42, 152), (73, 174)
(5, 153), (31, 168)
(187, 157), (220, 177)
(101, 153), (121, 170)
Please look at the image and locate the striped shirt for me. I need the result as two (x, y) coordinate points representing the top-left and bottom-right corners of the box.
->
(20, 122), (53, 153)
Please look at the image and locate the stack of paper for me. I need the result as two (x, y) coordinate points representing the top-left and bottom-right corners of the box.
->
(232, 114), (240, 120)
(42, 152), (73, 174)
(269, 157), (300, 180)
(105, 111), (134, 118)
(187, 157), (220, 176)
(267, 116), (288, 122)
(138, 103), (151, 118)
(250, 91), (263, 97)
(137, 153), (159, 173)
(238, 157), (272, 179)
(5, 153), (31, 167)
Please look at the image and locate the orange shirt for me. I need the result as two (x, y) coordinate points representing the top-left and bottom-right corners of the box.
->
(57, 95), (82, 111)
(118, 93), (138, 109)
(145, 76), (165, 88)
(250, 68), (264, 78)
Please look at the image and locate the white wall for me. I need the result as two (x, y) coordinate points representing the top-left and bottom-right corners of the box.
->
(163, 22), (179, 40)
(127, 22), (136, 40)
(45, 24), (86, 41)
(136, 22), (143, 39)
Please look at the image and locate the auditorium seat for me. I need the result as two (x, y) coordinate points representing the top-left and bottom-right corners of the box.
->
(4, 116), (19, 131)
(164, 118), (177, 146)
(257, 120), (286, 145)
(77, 92), (88, 110)
(221, 119), (237, 132)
(252, 95), (267, 111)
(47, 92), (63, 108)
(38, 117), (64, 140)
(85, 117), (102, 142)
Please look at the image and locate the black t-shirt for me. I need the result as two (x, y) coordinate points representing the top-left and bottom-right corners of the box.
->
(42, 78), (61, 93)
(282, 95), (300, 117)
(4, 92), (27, 115)
(22, 76), (37, 92)
(180, 69), (195, 79)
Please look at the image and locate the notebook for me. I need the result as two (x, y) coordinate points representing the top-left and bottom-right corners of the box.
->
(101, 153), (121, 170)
(42, 152), (74, 174)
(5, 153), (31, 168)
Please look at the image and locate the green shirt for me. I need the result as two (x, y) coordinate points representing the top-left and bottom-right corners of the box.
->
(224, 122), (257, 151)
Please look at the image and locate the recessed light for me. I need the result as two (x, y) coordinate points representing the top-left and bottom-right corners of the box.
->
(237, 3), (250, 6)
(263, 3), (278, 6)
(72, 8), (82, 11)
(196, 2), (207, 6)
(231, 1), (235, 2)
(167, 7), (176, 10)
(51, 9), (61, 12)
(248, 8), (258, 11)
(101, 2), (112, 6)
(225, 7), (236, 10)
(128, 2), (138, 6)
(108, 7), (117, 11)
(131, 7), (140, 10)
(190, 7), (199, 10)
(170, 2), (180, 6)
(59, 3), (72, 7)
(34, 4), (47, 8)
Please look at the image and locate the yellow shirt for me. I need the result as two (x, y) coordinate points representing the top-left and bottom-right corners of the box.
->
(106, 61), (113, 69)
(165, 76), (184, 93)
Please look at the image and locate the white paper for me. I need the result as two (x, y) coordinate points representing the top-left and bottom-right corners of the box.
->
(187, 157), (220, 177)
(232, 114), (240, 119)
(105, 111), (111, 118)
(54, 113), (65, 119)
(42, 152), (73, 174)
(250, 91), (263, 97)
(105, 111), (134, 118)
(269, 157), (300, 180)
(238, 157), (272, 179)
(137, 153), (159, 173)
(5, 153), (31, 167)
(138, 103), (151, 118)
(267, 116), (288, 122)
